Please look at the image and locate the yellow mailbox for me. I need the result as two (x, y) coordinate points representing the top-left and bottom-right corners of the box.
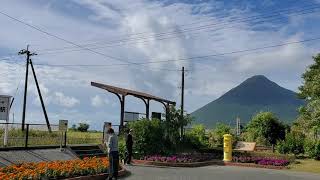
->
(223, 134), (232, 162)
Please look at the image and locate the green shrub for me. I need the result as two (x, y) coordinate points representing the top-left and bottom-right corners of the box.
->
(185, 124), (208, 148)
(304, 139), (320, 160)
(128, 119), (167, 156)
(315, 142), (320, 160)
(277, 132), (305, 155)
(118, 136), (126, 162)
(245, 112), (286, 147)
(208, 123), (231, 148)
(77, 123), (89, 132)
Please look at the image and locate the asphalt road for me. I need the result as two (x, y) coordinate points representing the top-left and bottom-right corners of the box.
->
(120, 165), (320, 180)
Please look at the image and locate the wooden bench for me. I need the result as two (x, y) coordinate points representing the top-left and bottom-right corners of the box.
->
(233, 141), (256, 152)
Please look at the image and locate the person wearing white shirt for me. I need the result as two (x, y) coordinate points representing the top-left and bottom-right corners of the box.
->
(107, 128), (119, 180)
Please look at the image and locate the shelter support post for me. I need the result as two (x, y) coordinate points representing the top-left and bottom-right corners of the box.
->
(165, 103), (170, 121)
(120, 95), (125, 132)
(140, 98), (150, 119)
(146, 99), (150, 119)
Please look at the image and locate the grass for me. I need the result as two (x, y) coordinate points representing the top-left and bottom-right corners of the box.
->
(67, 131), (102, 145)
(0, 129), (103, 147)
(288, 159), (320, 174)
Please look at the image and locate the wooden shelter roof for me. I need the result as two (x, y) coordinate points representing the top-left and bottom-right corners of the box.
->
(91, 82), (175, 105)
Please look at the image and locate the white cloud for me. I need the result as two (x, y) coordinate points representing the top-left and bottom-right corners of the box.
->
(53, 92), (80, 108)
(91, 95), (102, 107)
(91, 95), (107, 107)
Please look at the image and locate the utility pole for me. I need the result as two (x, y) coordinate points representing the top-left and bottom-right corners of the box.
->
(19, 45), (33, 131)
(30, 59), (51, 132)
(180, 66), (185, 138)
(18, 46), (51, 132)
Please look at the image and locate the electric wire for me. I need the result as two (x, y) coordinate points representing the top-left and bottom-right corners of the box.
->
(37, 8), (319, 55)
(33, 36), (320, 67)
(0, 10), (182, 72)
(36, 3), (320, 53)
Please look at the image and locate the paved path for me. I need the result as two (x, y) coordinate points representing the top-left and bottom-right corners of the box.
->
(0, 149), (77, 167)
(121, 165), (320, 180)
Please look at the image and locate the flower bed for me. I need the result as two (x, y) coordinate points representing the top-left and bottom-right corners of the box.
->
(0, 157), (110, 180)
(232, 156), (290, 167)
(133, 153), (224, 167)
(142, 153), (218, 163)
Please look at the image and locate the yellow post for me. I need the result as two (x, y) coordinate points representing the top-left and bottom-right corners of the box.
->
(223, 134), (232, 162)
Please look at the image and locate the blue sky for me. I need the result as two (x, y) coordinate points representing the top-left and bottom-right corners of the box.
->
(1, 0), (320, 130)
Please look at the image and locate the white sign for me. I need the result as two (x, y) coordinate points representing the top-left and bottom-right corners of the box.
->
(1, 95), (11, 147)
(59, 120), (68, 131)
(0, 95), (11, 121)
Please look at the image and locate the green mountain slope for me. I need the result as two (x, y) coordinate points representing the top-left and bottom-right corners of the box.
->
(191, 75), (304, 127)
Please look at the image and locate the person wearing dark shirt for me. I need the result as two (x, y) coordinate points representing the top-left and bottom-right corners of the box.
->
(125, 129), (133, 165)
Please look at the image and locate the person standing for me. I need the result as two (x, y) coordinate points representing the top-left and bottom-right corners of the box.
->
(104, 122), (112, 146)
(125, 129), (133, 164)
(107, 128), (119, 180)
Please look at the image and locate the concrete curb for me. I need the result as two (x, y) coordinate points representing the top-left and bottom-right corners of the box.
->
(133, 160), (289, 170)
(224, 162), (289, 170)
(64, 167), (128, 180)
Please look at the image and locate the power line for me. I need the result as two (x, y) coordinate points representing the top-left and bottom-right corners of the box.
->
(82, 4), (319, 47)
(1, 53), (183, 72)
(37, 8), (318, 56)
(0, 10), (182, 72)
(0, 53), (21, 59)
(1, 5), (319, 70)
(32, 62), (186, 72)
(141, 37), (320, 64)
(33, 36), (320, 67)
(36, 3), (320, 53)
(12, 58), (25, 105)
(37, 1), (317, 52)
(168, 0), (303, 28)
(0, 10), (128, 62)
(0, 60), (23, 77)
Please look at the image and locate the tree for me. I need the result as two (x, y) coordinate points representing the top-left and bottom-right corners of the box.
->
(77, 123), (89, 132)
(164, 105), (193, 144)
(297, 54), (320, 135)
(245, 112), (286, 151)
(208, 123), (231, 148)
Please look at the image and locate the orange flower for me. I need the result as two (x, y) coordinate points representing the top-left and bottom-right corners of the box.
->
(0, 157), (110, 179)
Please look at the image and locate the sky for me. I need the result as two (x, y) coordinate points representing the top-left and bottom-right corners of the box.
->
(0, 0), (320, 130)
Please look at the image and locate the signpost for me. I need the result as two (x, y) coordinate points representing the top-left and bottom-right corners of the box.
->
(59, 120), (68, 151)
(0, 95), (11, 147)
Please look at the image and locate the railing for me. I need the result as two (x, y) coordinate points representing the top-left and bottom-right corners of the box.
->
(0, 123), (120, 149)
